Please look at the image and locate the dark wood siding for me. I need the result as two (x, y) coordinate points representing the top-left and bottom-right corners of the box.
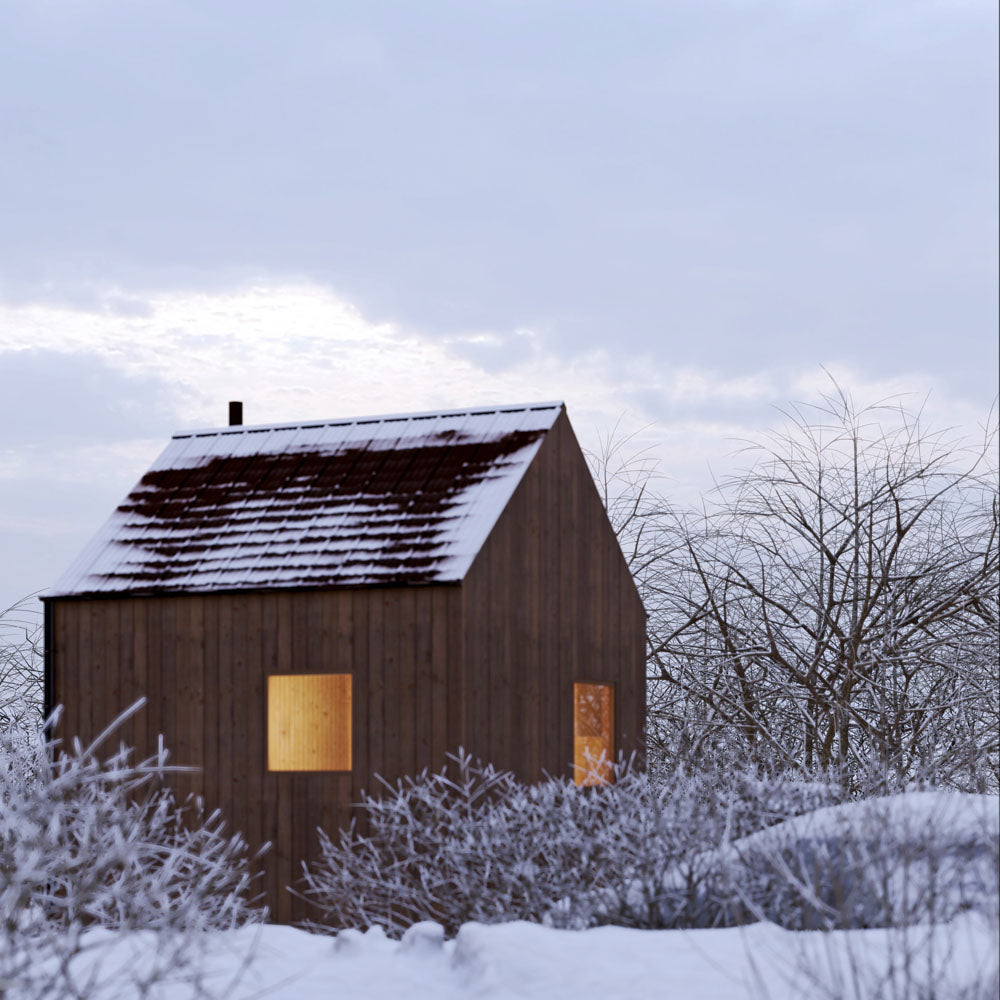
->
(48, 584), (465, 925)
(461, 410), (647, 780)
(45, 406), (646, 925)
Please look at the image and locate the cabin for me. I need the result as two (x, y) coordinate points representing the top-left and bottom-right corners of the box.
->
(42, 401), (646, 922)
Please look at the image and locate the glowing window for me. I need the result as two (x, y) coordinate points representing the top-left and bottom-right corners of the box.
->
(267, 674), (352, 772)
(573, 682), (614, 786)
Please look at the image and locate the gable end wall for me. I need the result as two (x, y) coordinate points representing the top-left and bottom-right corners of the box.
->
(461, 410), (647, 780)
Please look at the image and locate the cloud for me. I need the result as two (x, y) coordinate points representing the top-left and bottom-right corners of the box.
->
(0, 1), (994, 404)
(0, 281), (986, 479)
(0, 280), (991, 613)
(0, 348), (182, 449)
(0, 283), (629, 432)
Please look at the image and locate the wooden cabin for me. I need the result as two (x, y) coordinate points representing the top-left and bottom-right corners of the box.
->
(42, 401), (646, 922)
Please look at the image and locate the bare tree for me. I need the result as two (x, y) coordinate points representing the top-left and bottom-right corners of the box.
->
(0, 594), (44, 730)
(591, 386), (999, 790)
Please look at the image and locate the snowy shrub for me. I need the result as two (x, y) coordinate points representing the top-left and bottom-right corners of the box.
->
(744, 796), (1000, 1000)
(727, 792), (1000, 932)
(302, 753), (998, 942)
(299, 752), (845, 935)
(0, 699), (262, 999)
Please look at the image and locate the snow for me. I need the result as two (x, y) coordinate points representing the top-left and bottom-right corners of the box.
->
(9, 731), (997, 999)
(734, 790), (1000, 848)
(48, 401), (564, 596)
(56, 912), (999, 1000)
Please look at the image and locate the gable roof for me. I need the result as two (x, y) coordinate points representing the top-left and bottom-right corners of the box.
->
(50, 402), (565, 597)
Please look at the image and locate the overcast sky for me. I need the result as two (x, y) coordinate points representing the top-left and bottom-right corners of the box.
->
(1, 0), (997, 614)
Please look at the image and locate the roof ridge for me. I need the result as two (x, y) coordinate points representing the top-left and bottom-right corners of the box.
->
(173, 401), (564, 440)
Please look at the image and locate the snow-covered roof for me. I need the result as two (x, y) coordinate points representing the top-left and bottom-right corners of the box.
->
(51, 402), (564, 596)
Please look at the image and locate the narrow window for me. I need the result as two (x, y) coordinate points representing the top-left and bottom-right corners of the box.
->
(268, 674), (352, 771)
(573, 682), (614, 786)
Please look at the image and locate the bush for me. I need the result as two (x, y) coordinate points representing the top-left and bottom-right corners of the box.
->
(300, 754), (999, 943)
(298, 752), (845, 936)
(727, 792), (1000, 931)
(0, 699), (263, 999)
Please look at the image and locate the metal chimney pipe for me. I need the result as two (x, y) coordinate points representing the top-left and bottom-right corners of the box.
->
(229, 401), (243, 426)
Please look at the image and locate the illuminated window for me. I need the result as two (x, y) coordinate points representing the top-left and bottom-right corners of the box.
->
(573, 682), (614, 786)
(267, 674), (352, 772)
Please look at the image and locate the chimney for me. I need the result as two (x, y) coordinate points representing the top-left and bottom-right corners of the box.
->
(228, 401), (243, 426)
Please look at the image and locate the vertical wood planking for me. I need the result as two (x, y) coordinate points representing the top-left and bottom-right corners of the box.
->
(115, 600), (134, 755)
(190, 598), (207, 803)
(244, 594), (263, 887)
(274, 591), (293, 924)
(519, 457), (542, 780)
(478, 524), (496, 768)
(414, 589), (433, 773)
(381, 591), (398, 783)
(590, 448), (605, 689)
(303, 590), (326, 919)
(495, 493), (514, 773)
(367, 590), (384, 786)
(73, 602), (86, 747)
(473, 542), (493, 766)
(606, 530), (623, 759)
(259, 592), (279, 917)
(73, 602), (87, 747)
(397, 588), (416, 780)
(445, 587), (466, 761)
(200, 597), (220, 821)
(73, 602), (89, 749)
(288, 772), (305, 923)
(317, 595), (352, 922)
(288, 592), (309, 923)
(233, 595), (251, 841)
(559, 415), (579, 777)
(621, 560), (636, 758)
(129, 598), (153, 760)
(215, 595), (236, 891)
(163, 599), (179, 775)
(429, 588), (449, 771)
(171, 598), (193, 801)
(100, 601), (120, 753)
(322, 593), (347, 837)
(219, 597), (235, 835)
(509, 468), (528, 777)
(87, 601), (101, 746)
(69, 602), (86, 745)
(633, 568), (648, 763)
(347, 590), (369, 804)
(79, 601), (95, 746)
(147, 599), (165, 767)
(537, 427), (558, 780)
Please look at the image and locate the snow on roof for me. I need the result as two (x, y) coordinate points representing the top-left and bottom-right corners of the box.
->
(51, 402), (565, 596)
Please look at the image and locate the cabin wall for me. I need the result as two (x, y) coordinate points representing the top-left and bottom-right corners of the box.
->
(461, 410), (647, 781)
(47, 585), (464, 925)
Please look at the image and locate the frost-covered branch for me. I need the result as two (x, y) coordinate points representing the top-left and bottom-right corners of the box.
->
(0, 700), (263, 999)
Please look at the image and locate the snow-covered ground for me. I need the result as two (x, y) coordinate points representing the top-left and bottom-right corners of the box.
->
(55, 790), (998, 1000)
(9, 748), (997, 1000)
(734, 790), (1000, 848)
(59, 911), (1000, 1000)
